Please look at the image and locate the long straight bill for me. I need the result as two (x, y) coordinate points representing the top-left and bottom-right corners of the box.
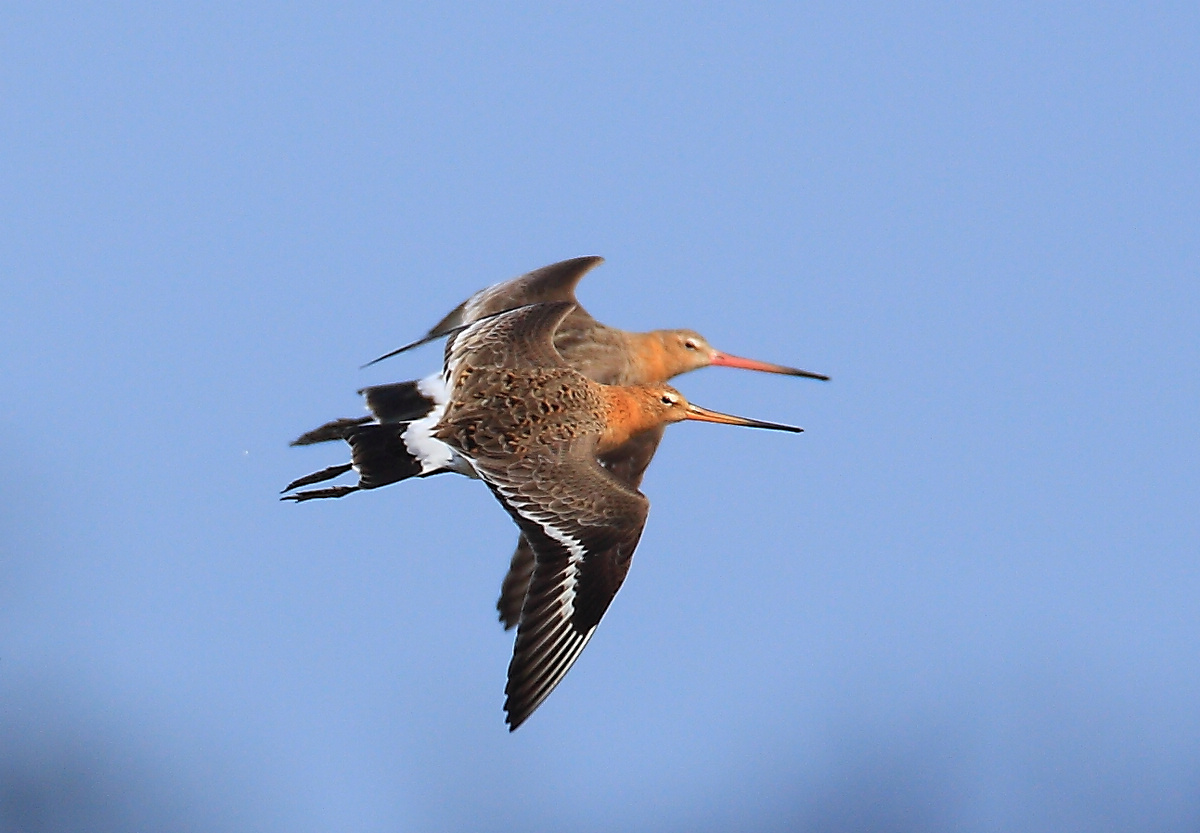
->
(684, 403), (803, 433)
(708, 351), (829, 381)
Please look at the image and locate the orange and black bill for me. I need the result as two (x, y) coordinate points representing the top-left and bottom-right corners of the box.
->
(684, 403), (803, 433)
(709, 351), (829, 381)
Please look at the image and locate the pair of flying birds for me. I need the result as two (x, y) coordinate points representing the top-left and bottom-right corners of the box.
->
(284, 256), (828, 730)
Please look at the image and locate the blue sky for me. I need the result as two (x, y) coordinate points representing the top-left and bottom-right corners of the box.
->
(3, 4), (1198, 831)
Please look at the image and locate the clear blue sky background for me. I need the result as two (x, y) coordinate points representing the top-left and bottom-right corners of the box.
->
(3, 4), (1198, 831)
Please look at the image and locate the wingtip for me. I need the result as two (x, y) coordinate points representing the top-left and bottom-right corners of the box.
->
(504, 702), (534, 732)
(360, 333), (442, 369)
(281, 463), (354, 492)
(290, 417), (371, 446)
(279, 484), (361, 501)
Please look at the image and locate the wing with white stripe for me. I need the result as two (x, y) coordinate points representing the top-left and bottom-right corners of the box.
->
(470, 444), (649, 730)
(495, 425), (668, 630)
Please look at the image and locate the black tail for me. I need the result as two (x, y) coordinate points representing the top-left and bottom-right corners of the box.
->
(359, 381), (438, 423)
(345, 423), (424, 488)
(289, 381), (437, 446)
(282, 422), (431, 502)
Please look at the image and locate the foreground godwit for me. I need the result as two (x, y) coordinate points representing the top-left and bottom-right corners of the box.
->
(283, 257), (828, 628)
(434, 301), (801, 729)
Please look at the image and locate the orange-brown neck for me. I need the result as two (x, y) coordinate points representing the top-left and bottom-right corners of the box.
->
(597, 385), (672, 453)
(625, 331), (674, 384)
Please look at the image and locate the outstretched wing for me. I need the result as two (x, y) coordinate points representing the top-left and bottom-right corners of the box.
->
(384, 256), (605, 357)
(442, 301), (576, 389)
(470, 444), (650, 731)
(496, 425), (667, 630)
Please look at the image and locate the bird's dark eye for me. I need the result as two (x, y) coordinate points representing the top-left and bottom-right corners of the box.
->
(683, 339), (698, 351)
(661, 395), (674, 405)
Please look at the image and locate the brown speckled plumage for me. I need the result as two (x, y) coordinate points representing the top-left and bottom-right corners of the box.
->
(283, 256), (826, 635)
(404, 257), (824, 629)
(436, 301), (802, 730)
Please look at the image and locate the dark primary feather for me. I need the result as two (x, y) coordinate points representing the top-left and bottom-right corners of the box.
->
(366, 256), (606, 362)
(291, 417), (372, 446)
(282, 463), (353, 492)
(496, 538), (537, 630)
(472, 447), (649, 730)
(496, 425), (665, 629)
(433, 256), (603, 340)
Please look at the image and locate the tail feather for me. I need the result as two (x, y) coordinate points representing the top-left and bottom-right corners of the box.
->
(281, 423), (427, 500)
(291, 417), (371, 446)
(284, 386), (453, 501)
(346, 423), (424, 488)
(359, 381), (438, 423)
(290, 381), (438, 448)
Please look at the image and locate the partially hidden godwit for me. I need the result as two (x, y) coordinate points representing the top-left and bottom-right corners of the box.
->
(432, 301), (802, 729)
(283, 256), (828, 630)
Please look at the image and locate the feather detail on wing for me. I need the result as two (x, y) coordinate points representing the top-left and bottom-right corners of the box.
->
(470, 446), (649, 730)
(438, 301), (652, 729)
(442, 301), (576, 389)
(379, 256), (605, 357)
(496, 425), (666, 629)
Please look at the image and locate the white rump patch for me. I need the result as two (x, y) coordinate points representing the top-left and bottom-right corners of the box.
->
(416, 372), (449, 405)
(403, 372), (476, 478)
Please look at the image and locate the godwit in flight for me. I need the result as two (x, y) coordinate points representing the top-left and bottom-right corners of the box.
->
(432, 301), (801, 728)
(283, 256), (827, 630)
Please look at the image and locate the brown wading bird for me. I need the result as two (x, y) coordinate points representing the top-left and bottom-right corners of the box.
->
(422, 301), (802, 729)
(283, 257), (829, 634)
